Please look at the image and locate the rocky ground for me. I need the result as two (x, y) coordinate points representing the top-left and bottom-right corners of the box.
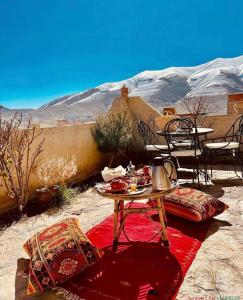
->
(177, 169), (243, 299)
(0, 167), (242, 300)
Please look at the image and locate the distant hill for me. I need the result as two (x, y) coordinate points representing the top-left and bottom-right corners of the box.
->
(2, 55), (243, 124)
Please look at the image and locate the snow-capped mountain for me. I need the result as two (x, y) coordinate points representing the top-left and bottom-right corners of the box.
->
(2, 55), (243, 124)
(41, 55), (243, 115)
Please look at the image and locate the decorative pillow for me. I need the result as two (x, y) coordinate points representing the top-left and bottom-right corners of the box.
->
(23, 218), (103, 295)
(148, 188), (228, 222)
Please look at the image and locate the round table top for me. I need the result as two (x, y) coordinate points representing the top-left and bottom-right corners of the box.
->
(97, 182), (178, 201)
(156, 127), (214, 137)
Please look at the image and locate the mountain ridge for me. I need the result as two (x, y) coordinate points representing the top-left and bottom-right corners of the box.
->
(2, 55), (243, 124)
(42, 55), (243, 110)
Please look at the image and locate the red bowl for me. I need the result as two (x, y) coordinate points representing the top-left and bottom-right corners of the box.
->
(111, 180), (127, 190)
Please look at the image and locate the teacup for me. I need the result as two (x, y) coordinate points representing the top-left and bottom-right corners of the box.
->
(111, 180), (126, 190)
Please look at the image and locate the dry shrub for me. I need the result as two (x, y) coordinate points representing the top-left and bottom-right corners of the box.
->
(0, 113), (44, 212)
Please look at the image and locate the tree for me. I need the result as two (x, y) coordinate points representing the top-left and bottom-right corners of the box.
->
(181, 95), (216, 126)
(0, 113), (45, 212)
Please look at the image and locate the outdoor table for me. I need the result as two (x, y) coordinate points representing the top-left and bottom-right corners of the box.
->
(156, 127), (214, 152)
(156, 127), (214, 138)
(97, 183), (178, 250)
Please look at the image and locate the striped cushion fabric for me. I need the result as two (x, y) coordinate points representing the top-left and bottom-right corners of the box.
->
(148, 188), (228, 222)
(23, 218), (103, 295)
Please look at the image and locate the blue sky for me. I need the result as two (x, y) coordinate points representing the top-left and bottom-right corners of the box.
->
(0, 0), (242, 109)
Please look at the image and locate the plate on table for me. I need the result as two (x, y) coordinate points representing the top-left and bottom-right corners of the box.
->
(103, 186), (128, 194)
(137, 182), (152, 188)
(127, 188), (147, 195)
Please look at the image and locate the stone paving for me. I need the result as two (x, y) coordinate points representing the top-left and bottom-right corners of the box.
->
(0, 168), (242, 300)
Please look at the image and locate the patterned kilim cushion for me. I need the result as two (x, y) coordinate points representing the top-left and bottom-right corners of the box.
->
(23, 218), (103, 295)
(148, 188), (228, 222)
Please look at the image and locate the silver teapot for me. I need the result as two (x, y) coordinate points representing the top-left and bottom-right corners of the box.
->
(151, 156), (177, 190)
(126, 161), (135, 176)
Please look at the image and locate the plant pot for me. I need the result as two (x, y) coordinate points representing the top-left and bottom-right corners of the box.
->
(35, 185), (60, 207)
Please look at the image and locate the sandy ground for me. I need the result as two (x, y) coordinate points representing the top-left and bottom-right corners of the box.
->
(0, 168), (242, 300)
(177, 169), (243, 299)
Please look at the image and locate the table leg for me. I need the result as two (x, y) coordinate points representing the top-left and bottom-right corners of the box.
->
(156, 198), (169, 248)
(119, 200), (125, 224)
(116, 200), (127, 240)
(113, 200), (119, 251)
(160, 198), (167, 227)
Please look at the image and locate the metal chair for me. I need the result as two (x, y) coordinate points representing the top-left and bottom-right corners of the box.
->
(201, 115), (243, 178)
(164, 118), (202, 183)
(137, 120), (169, 154)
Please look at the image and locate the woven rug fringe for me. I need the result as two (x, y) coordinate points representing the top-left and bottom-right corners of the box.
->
(52, 287), (84, 300)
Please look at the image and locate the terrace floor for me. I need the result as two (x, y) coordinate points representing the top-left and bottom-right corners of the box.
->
(0, 166), (242, 300)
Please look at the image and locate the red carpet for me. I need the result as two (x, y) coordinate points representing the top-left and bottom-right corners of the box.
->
(57, 203), (208, 300)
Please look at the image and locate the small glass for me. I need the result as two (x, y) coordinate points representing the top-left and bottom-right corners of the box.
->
(143, 165), (150, 175)
(130, 177), (137, 192)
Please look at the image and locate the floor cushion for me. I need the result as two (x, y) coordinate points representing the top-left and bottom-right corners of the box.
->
(148, 188), (228, 222)
(23, 218), (103, 295)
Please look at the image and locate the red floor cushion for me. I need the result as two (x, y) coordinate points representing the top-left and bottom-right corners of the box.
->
(148, 188), (228, 222)
(23, 218), (103, 295)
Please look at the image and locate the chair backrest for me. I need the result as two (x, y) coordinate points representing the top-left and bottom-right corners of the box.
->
(164, 118), (194, 144)
(137, 120), (161, 146)
(225, 115), (243, 142)
(239, 117), (243, 137)
(164, 118), (199, 155)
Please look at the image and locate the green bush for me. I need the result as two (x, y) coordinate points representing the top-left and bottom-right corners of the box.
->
(92, 112), (134, 166)
(57, 185), (78, 206)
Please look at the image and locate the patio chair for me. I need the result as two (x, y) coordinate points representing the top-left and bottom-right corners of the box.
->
(201, 115), (243, 178)
(164, 118), (202, 183)
(137, 120), (170, 154)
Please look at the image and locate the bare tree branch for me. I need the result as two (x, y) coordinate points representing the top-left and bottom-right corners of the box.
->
(181, 95), (217, 125)
(0, 111), (45, 212)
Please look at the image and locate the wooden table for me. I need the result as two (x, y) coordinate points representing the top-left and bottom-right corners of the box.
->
(97, 184), (178, 250)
